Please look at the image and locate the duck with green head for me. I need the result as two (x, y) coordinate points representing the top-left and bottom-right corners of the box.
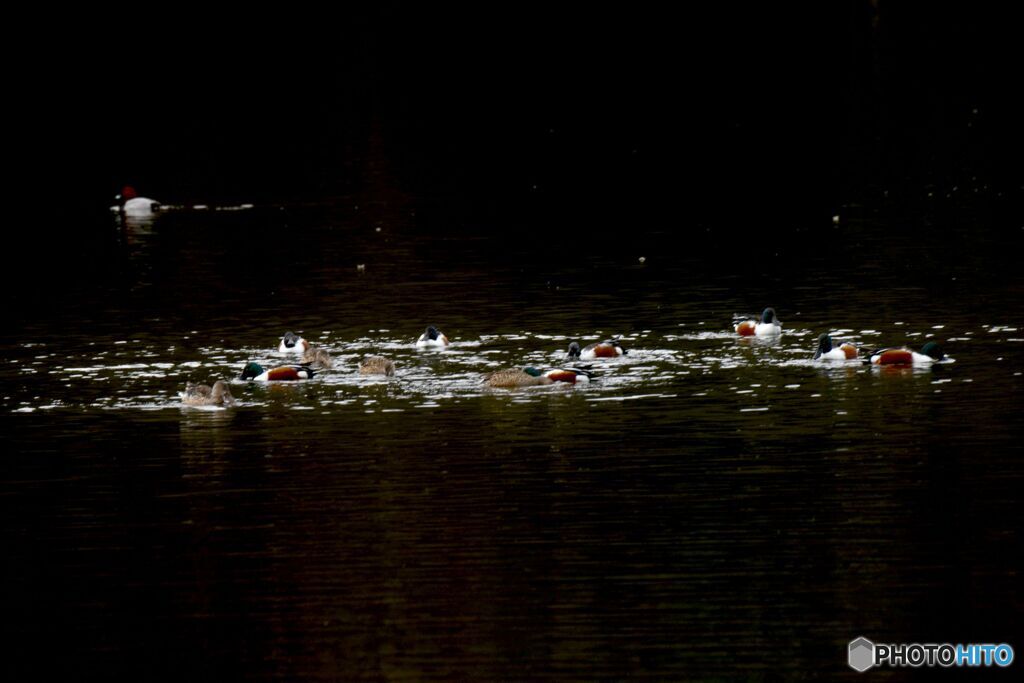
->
(279, 331), (310, 354)
(240, 362), (314, 381)
(736, 308), (782, 337)
(567, 340), (626, 360)
(814, 333), (859, 360)
(869, 342), (946, 366)
(416, 326), (450, 349)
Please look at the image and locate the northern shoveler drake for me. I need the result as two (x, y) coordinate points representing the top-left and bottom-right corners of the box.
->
(301, 346), (332, 369)
(181, 380), (235, 406)
(240, 362), (314, 381)
(869, 342), (945, 366)
(484, 367), (553, 388)
(416, 326), (450, 349)
(567, 340), (627, 360)
(543, 367), (592, 384)
(359, 355), (396, 376)
(111, 186), (161, 217)
(736, 308), (782, 336)
(279, 331), (310, 354)
(813, 333), (859, 360)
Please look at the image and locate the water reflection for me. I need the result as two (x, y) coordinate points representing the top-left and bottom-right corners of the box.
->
(3, 203), (1023, 679)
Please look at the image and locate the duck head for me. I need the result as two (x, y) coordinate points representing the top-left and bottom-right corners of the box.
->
(240, 362), (264, 380)
(424, 326), (441, 340)
(761, 307), (777, 324)
(280, 331), (301, 349)
(567, 341), (581, 360)
(813, 333), (833, 360)
(921, 342), (944, 361)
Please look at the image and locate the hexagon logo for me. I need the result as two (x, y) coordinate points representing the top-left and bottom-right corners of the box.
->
(848, 637), (875, 672)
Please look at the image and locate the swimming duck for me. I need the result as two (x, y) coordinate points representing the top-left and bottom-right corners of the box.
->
(301, 346), (332, 369)
(240, 362), (314, 381)
(567, 340), (627, 360)
(111, 186), (161, 217)
(181, 380), (235, 406)
(359, 355), (396, 376)
(736, 308), (782, 336)
(869, 342), (945, 366)
(813, 333), (859, 360)
(543, 367), (592, 384)
(279, 331), (310, 354)
(416, 326), (450, 349)
(484, 367), (553, 388)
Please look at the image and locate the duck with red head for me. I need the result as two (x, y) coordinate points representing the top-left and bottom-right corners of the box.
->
(112, 186), (161, 217)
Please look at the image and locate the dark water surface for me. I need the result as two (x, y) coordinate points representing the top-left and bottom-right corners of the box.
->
(4, 200), (1023, 680)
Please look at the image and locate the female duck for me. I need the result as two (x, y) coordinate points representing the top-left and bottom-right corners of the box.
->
(301, 346), (332, 369)
(736, 308), (782, 336)
(240, 362), (314, 381)
(359, 356), (396, 376)
(279, 331), (310, 354)
(416, 326), (450, 349)
(484, 367), (591, 387)
(813, 333), (859, 360)
(869, 342), (945, 366)
(484, 368), (552, 388)
(567, 340), (626, 360)
(181, 380), (235, 406)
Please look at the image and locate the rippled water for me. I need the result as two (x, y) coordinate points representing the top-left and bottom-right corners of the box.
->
(4, 203), (1023, 679)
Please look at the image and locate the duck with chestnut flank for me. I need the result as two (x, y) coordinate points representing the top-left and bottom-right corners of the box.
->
(240, 362), (314, 381)
(868, 342), (945, 366)
(416, 326), (450, 349)
(735, 308), (782, 337)
(566, 340), (626, 360)
(813, 333), (859, 360)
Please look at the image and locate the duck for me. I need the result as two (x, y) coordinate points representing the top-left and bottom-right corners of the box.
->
(111, 186), (161, 217)
(484, 367), (553, 388)
(181, 380), (235, 406)
(567, 340), (627, 360)
(279, 331), (310, 354)
(869, 342), (945, 366)
(736, 308), (782, 336)
(359, 355), (396, 376)
(813, 333), (859, 360)
(543, 367), (592, 385)
(240, 362), (314, 381)
(416, 326), (450, 349)
(301, 346), (332, 369)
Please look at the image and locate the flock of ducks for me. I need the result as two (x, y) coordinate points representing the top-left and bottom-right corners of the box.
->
(734, 308), (947, 366)
(180, 310), (949, 408)
(180, 327), (624, 406)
